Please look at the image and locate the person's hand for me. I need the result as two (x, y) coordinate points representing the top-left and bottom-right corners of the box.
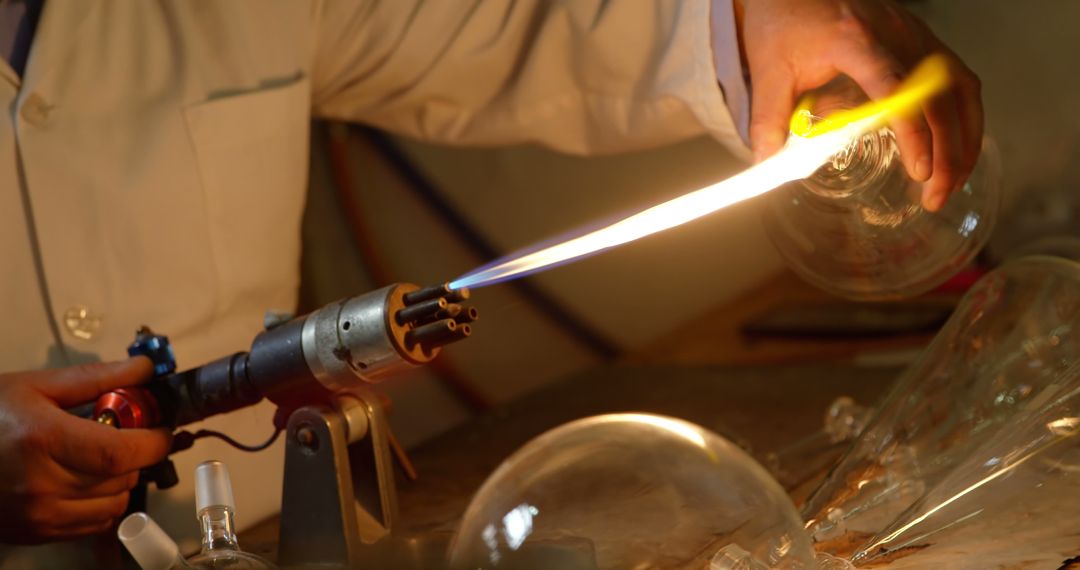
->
(738, 0), (983, 211)
(0, 358), (172, 544)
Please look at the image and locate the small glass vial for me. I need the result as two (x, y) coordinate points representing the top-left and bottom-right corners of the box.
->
(187, 460), (277, 569)
(763, 79), (1002, 300)
(118, 512), (193, 570)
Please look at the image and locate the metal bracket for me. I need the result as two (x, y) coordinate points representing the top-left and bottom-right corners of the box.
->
(276, 388), (399, 567)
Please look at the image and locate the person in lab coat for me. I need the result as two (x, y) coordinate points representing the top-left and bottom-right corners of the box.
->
(0, 0), (980, 560)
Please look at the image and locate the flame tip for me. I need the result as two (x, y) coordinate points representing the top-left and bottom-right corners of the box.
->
(791, 54), (953, 139)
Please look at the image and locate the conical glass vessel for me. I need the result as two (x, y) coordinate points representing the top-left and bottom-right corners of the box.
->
(763, 81), (1002, 300)
(802, 256), (1080, 566)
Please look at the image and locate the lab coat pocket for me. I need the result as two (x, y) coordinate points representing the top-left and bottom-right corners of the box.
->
(184, 77), (311, 317)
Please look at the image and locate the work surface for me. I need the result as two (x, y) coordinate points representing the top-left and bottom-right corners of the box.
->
(240, 363), (900, 559)
(238, 271), (1080, 568)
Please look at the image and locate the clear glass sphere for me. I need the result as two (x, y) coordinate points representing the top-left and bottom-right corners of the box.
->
(447, 413), (816, 570)
(763, 100), (1002, 300)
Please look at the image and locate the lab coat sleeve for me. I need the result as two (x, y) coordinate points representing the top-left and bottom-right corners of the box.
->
(310, 0), (751, 160)
(711, 0), (751, 145)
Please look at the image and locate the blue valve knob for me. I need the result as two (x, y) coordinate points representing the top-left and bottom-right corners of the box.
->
(127, 326), (177, 377)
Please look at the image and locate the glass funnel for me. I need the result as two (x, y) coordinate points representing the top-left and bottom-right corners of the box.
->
(801, 256), (1080, 566)
(763, 81), (1002, 300)
(447, 413), (817, 570)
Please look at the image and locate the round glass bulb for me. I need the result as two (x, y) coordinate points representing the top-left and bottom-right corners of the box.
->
(763, 89), (1002, 300)
(447, 413), (816, 569)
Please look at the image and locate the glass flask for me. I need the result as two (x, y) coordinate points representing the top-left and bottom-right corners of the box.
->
(447, 413), (817, 570)
(118, 512), (193, 570)
(187, 460), (277, 569)
(801, 256), (1080, 566)
(763, 80), (1002, 301)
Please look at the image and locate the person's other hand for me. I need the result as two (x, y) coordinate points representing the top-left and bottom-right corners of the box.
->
(739, 0), (982, 211)
(0, 358), (172, 544)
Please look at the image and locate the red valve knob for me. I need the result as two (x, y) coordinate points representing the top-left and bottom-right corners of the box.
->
(93, 388), (161, 429)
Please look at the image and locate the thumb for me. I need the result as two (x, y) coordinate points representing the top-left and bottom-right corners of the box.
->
(31, 357), (155, 407)
(750, 68), (797, 162)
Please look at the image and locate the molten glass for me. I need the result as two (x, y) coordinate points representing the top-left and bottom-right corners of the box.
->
(803, 256), (1080, 567)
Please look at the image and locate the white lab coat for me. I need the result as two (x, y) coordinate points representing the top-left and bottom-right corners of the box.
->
(0, 0), (746, 562)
